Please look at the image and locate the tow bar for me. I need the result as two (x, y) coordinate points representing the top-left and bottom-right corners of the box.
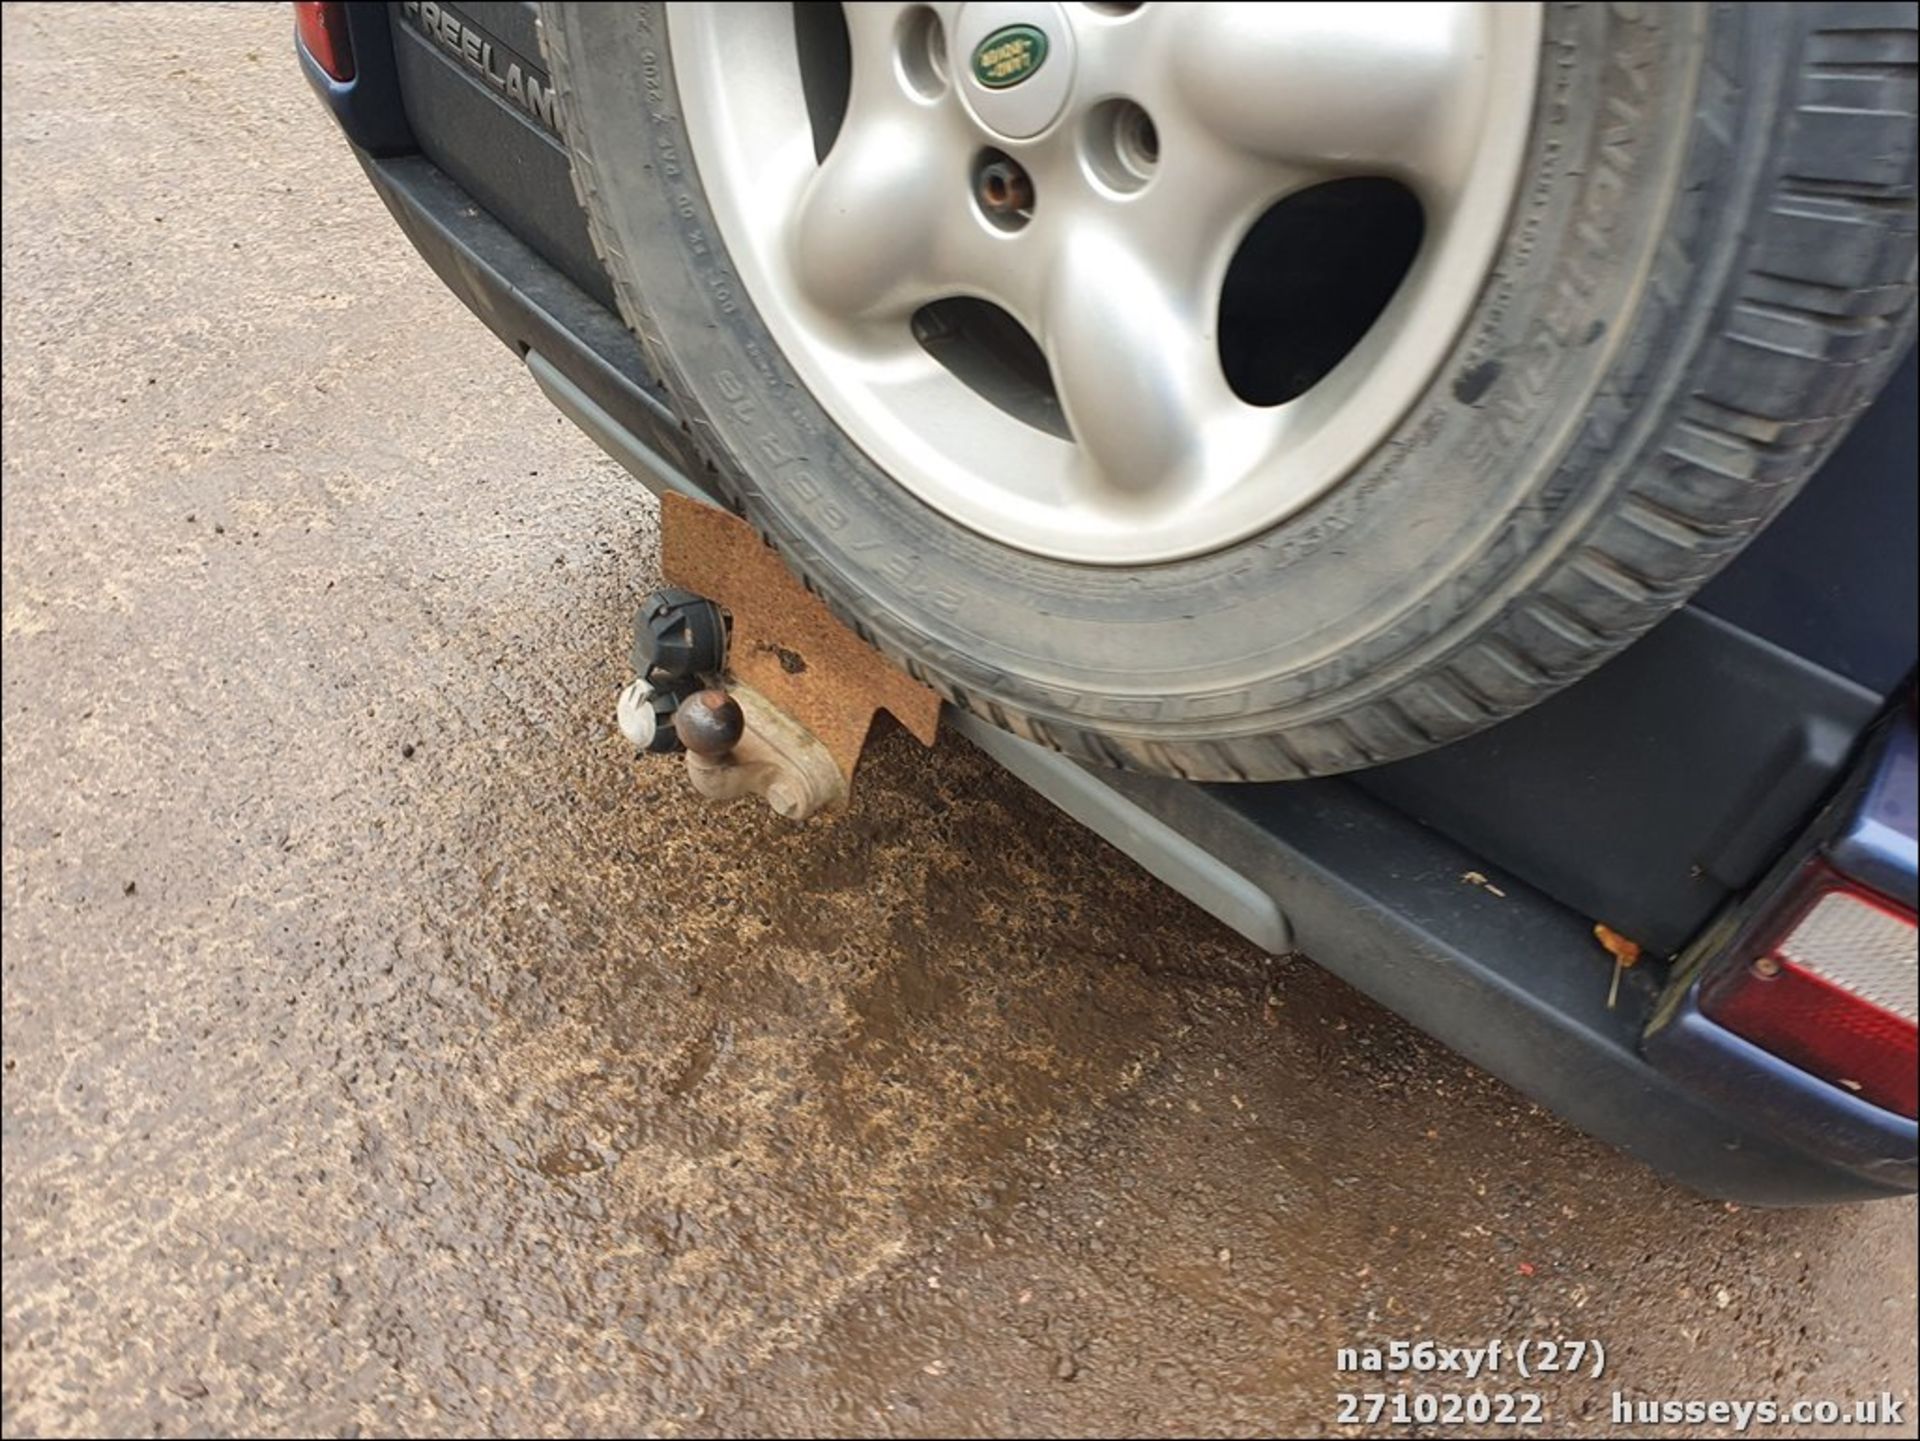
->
(616, 494), (942, 820)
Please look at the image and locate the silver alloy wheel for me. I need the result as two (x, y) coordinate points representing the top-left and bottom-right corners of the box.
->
(670, 2), (1541, 565)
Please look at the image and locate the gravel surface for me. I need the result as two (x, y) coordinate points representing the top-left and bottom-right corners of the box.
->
(3, 5), (1915, 1437)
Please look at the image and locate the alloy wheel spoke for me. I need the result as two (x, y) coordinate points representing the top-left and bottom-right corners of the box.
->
(786, 4), (994, 328)
(787, 116), (960, 325)
(1042, 220), (1262, 505)
(1167, 1), (1493, 194)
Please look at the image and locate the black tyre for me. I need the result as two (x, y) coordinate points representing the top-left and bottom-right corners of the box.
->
(543, 1), (1918, 780)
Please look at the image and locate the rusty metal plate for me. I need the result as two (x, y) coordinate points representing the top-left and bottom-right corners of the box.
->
(660, 493), (941, 783)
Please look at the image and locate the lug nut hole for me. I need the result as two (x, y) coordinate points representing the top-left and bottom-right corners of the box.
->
(974, 150), (1034, 231)
(895, 5), (949, 100)
(1083, 99), (1159, 195)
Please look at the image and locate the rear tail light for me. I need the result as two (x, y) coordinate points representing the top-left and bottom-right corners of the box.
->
(1701, 872), (1918, 1117)
(296, 2), (355, 83)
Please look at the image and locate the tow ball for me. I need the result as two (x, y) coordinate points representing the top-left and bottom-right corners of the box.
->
(616, 495), (942, 820)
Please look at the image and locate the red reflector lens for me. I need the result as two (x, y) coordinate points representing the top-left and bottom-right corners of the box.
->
(296, 2), (355, 83)
(1703, 885), (1918, 1118)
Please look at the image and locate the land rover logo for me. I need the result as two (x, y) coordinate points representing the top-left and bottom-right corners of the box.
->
(971, 24), (1048, 89)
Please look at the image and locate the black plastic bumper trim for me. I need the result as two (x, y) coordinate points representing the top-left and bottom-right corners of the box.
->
(975, 725), (1914, 1205)
(525, 351), (723, 506)
(956, 714), (1291, 954)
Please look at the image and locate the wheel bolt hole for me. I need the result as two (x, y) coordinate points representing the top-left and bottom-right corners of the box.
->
(974, 151), (1033, 231)
(895, 5), (948, 100)
(1082, 99), (1159, 195)
(1129, 111), (1158, 166)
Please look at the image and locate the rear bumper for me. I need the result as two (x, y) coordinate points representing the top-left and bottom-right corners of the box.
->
(341, 132), (1916, 1207)
(965, 713), (1916, 1204)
